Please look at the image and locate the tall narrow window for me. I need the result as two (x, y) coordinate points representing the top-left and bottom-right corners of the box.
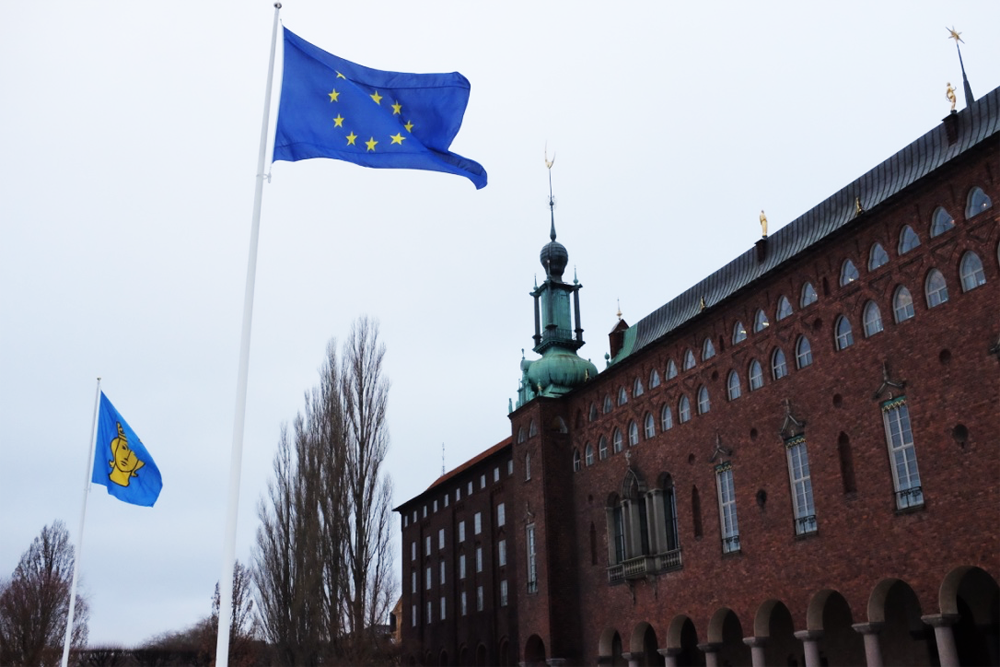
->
(598, 436), (608, 460)
(785, 435), (817, 535)
(966, 186), (992, 217)
(666, 359), (678, 380)
(459, 553), (466, 579)
(801, 282), (818, 307)
(438, 528), (445, 550)
(611, 503), (625, 564)
(528, 420), (537, 437)
(863, 301), (884, 337)
(525, 524), (537, 592)
(703, 338), (716, 360)
(461, 591), (467, 616)
(572, 449), (581, 472)
(840, 259), (859, 286)
(525, 452), (531, 480)
(715, 463), (740, 553)
(475, 545), (482, 573)
(589, 403), (598, 422)
(661, 405), (673, 431)
(498, 539), (507, 567)
(776, 296), (793, 321)
(458, 521), (466, 542)
(697, 386), (710, 414)
(749, 360), (764, 390)
(898, 225), (920, 254)
(837, 432), (856, 494)
(644, 412), (655, 440)
(440, 560), (446, 585)
(628, 420), (639, 446)
(426, 566), (432, 590)
(678, 395), (691, 423)
(585, 442), (594, 466)
(882, 397), (923, 509)
(960, 251), (986, 292)
(930, 206), (955, 237)
(795, 335), (813, 369)
(733, 320), (748, 344)
(683, 349), (696, 370)
(603, 394), (613, 413)
(661, 475), (680, 552)
(835, 315), (854, 350)
(476, 585), (484, 611)
(925, 268), (949, 307)
(727, 370), (741, 400)
(754, 308), (770, 332)
(869, 242), (889, 270)
(771, 348), (788, 380)
(500, 580), (508, 607)
(497, 502), (505, 527)
(633, 377), (644, 397)
(649, 369), (661, 388)
(411, 570), (417, 593)
(474, 512), (482, 535)
(893, 285), (915, 322)
(612, 428), (623, 453)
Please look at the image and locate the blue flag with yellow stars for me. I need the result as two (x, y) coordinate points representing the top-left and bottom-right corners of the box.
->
(273, 28), (487, 189)
(92, 392), (162, 507)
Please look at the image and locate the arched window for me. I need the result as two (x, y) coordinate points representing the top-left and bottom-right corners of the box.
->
(795, 335), (813, 369)
(930, 206), (955, 237)
(733, 320), (748, 344)
(665, 359), (678, 380)
(863, 301), (883, 337)
(776, 296), (793, 321)
(649, 369), (661, 388)
(585, 442), (594, 466)
(517, 427), (526, 444)
(572, 449), (581, 472)
(599, 436), (608, 460)
(898, 225), (920, 254)
(754, 308), (770, 332)
(697, 386), (710, 415)
(589, 403), (598, 422)
(749, 360), (764, 390)
(633, 377), (644, 397)
(678, 396), (691, 423)
(612, 428), (623, 453)
(835, 315), (854, 350)
(966, 186), (993, 218)
(659, 474), (680, 553)
(702, 338), (716, 361)
(840, 259), (859, 286)
(771, 348), (788, 379)
(727, 370), (741, 401)
(628, 421), (639, 447)
(801, 282), (818, 307)
(683, 349), (696, 370)
(617, 387), (628, 406)
(603, 394), (613, 414)
(528, 420), (537, 437)
(925, 268), (949, 308)
(660, 405), (673, 431)
(644, 412), (655, 440)
(893, 285), (915, 322)
(869, 243), (889, 270)
(960, 251), (986, 292)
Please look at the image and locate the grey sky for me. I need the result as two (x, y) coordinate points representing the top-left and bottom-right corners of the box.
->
(2, 1), (998, 647)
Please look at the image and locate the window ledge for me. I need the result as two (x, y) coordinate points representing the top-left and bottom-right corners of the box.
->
(894, 503), (926, 516)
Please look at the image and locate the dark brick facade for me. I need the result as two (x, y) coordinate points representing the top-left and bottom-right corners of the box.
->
(397, 94), (1000, 667)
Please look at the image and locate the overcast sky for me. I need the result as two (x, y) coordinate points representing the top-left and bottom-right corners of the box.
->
(2, 1), (998, 648)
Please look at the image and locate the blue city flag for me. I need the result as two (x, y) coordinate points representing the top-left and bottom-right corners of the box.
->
(92, 392), (162, 507)
(273, 28), (487, 189)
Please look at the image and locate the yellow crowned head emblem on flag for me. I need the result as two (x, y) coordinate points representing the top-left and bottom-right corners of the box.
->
(108, 422), (145, 487)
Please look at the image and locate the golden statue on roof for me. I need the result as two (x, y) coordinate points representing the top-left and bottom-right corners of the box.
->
(946, 82), (957, 111)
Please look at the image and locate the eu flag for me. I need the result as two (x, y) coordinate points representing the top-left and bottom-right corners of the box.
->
(92, 393), (162, 507)
(273, 28), (487, 189)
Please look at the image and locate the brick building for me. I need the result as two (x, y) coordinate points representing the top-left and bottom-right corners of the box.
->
(395, 86), (1000, 666)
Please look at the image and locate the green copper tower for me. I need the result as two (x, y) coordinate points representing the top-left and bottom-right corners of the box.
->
(516, 165), (597, 408)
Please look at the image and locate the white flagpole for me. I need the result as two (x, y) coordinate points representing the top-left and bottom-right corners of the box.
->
(61, 378), (102, 667)
(216, 4), (281, 666)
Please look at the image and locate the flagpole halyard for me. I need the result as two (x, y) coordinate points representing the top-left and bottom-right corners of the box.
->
(215, 5), (281, 667)
(61, 378), (101, 667)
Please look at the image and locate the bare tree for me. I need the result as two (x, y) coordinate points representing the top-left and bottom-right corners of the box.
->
(200, 560), (260, 667)
(0, 521), (88, 667)
(253, 318), (396, 666)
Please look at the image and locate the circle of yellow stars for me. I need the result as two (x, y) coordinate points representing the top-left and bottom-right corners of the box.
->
(326, 71), (415, 152)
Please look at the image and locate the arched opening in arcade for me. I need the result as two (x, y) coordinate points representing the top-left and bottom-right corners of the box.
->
(524, 635), (546, 667)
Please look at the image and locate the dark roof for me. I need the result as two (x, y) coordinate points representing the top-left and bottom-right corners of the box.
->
(611, 86), (1000, 364)
(393, 436), (512, 510)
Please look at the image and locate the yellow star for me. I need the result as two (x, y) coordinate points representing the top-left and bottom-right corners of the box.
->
(366, 137), (378, 152)
(333, 115), (345, 128)
(404, 120), (414, 132)
(370, 90), (383, 104)
(390, 133), (406, 145)
(346, 132), (357, 146)
(947, 26), (963, 43)
(391, 101), (402, 115)
(336, 71), (346, 79)
(328, 89), (340, 102)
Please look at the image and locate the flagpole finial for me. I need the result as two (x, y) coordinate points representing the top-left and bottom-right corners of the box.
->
(544, 144), (557, 241)
(274, 2), (282, 8)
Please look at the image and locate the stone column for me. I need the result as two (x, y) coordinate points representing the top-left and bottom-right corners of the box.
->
(657, 647), (681, 667)
(851, 622), (884, 667)
(921, 614), (961, 667)
(793, 630), (823, 667)
(742, 637), (767, 667)
(620, 652), (639, 667)
(696, 642), (722, 667)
